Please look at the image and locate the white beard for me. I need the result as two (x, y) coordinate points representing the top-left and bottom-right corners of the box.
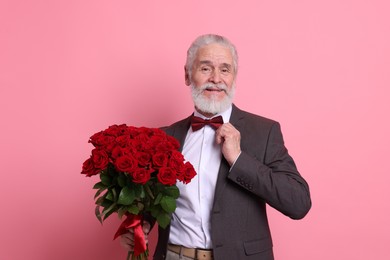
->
(190, 82), (235, 115)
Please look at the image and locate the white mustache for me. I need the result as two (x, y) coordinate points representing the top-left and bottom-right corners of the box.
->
(200, 83), (228, 92)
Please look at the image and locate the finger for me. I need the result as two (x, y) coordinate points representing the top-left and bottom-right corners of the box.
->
(120, 240), (133, 250)
(120, 235), (134, 250)
(142, 221), (151, 234)
(215, 124), (229, 144)
(215, 131), (223, 144)
(217, 123), (233, 134)
(220, 124), (240, 140)
(122, 232), (135, 243)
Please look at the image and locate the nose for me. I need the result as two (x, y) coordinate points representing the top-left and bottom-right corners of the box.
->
(208, 70), (222, 84)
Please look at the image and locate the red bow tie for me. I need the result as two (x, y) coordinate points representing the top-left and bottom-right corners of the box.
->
(191, 115), (224, 131)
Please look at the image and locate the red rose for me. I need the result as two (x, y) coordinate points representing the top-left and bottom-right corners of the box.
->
(180, 162), (197, 184)
(115, 155), (137, 173)
(152, 152), (169, 168)
(131, 139), (150, 152)
(132, 168), (152, 184)
(125, 126), (138, 137)
(136, 152), (151, 167)
(104, 124), (122, 136)
(111, 145), (134, 159)
(91, 148), (109, 170)
(89, 131), (104, 146)
(155, 138), (179, 152)
(89, 132), (115, 150)
(147, 135), (164, 148)
(168, 150), (185, 172)
(149, 128), (166, 139)
(111, 145), (125, 160)
(117, 124), (134, 136)
(157, 167), (177, 186)
(166, 135), (180, 149)
(81, 157), (97, 177)
(140, 127), (158, 137)
(134, 132), (150, 143)
(115, 135), (132, 148)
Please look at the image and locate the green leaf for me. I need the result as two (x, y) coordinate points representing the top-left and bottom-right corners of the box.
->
(104, 188), (117, 202)
(154, 193), (163, 205)
(94, 188), (106, 199)
(117, 186), (135, 205)
(156, 212), (171, 229)
(111, 188), (117, 202)
(139, 186), (145, 199)
(117, 173), (127, 187)
(127, 205), (140, 215)
(95, 196), (105, 206)
(106, 190), (114, 201)
(155, 182), (165, 193)
(149, 205), (159, 218)
(101, 198), (112, 208)
(95, 205), (103, 224)
(117, 206), (127, 219)
(160, 196), (176, 213)
(102, 202), (116, 220)
(93, 182), (106, 190)
(163, 186), (180, 199)
(103, 207), (116, 220)
(134, 185), (144, 198)
(100, 174), (111, 186)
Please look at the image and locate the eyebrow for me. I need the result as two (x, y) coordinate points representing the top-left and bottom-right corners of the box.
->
(198, 60), (232, 69)
(199, 60), (213, 65)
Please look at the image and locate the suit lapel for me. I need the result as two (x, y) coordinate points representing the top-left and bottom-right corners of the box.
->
(171, 116), (192, 152)
(212, 105), (246, 209)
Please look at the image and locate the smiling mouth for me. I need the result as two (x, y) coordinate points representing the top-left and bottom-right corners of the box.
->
(205, 87), (225, 92)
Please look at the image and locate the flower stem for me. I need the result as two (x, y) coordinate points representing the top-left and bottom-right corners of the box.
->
(145, 183), (154, 199)
(125, 251), (149, 260)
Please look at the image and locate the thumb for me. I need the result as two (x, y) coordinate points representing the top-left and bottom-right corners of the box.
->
(142, 221), (151, 234)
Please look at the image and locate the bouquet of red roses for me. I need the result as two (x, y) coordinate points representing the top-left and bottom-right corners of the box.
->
(81, 124), (196, 260)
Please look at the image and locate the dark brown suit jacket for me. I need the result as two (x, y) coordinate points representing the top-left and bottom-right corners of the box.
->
(152, 105), (311, 260)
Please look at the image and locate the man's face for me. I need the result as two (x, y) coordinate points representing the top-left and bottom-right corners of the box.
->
(186, 43), (236, 116)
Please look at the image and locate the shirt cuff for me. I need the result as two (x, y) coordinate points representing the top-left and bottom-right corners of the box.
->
(229, 151), (242, 171)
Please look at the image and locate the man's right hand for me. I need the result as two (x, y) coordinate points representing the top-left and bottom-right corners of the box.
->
(120, 221), (151, 251)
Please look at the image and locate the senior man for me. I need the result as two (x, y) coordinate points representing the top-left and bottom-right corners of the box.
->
(121, 34), (311, 260)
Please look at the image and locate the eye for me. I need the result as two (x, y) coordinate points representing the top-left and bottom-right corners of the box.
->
(220, 67), (230, 74)
(200, 66), (212, 73)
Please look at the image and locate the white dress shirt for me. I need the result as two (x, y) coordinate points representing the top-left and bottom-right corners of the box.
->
(168, 106), (232, 249)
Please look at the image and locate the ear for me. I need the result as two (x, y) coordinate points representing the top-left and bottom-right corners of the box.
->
(184, 66), (191, 86)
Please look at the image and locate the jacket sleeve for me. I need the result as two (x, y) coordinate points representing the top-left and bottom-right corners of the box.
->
(227, 122), (311, 219)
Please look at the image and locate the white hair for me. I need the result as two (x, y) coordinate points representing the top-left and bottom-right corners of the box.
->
(185, 34), (239, 76)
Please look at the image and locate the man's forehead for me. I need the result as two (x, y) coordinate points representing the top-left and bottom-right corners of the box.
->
(195, 44), (233, 64)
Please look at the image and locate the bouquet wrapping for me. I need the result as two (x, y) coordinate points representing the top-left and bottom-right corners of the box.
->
(81, 124), (196, 259)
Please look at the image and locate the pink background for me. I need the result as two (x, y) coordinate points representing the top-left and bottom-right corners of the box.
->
(1, 0), (389, 259)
